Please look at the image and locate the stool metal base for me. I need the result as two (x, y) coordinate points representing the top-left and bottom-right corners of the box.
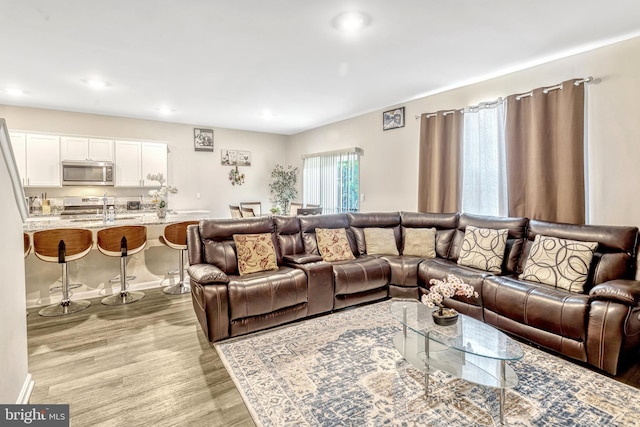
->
(163, 282), (191, 295)
(101, 291), (145, 306)
(39, 299), (91, 317)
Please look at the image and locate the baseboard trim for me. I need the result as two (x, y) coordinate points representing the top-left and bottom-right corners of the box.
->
(16, 373), (34, 404)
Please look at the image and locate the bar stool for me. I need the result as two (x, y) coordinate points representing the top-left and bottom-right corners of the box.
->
(97, 225), (147, 305)
(33, 228), (93, 317)
(159, 221), (199, 294)
(24, 233), (30, 257)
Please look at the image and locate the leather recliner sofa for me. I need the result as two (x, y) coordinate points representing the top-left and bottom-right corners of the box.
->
(186, 211), (640, 375)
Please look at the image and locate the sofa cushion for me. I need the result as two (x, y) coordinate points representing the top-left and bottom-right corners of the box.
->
(520, 235), (598, 292)
(316, 228), (356, 262)
(402, 227), (436, 258)
(332, 256), (390, 296)
(227, 266), (307, 320)
(483, 275), (590, 342)
(457, 225), (508, 273)
(364, 227), (399, 255)
(233, 233), (279, 276)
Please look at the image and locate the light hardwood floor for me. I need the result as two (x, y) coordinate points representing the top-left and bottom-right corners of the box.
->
(27, 288), (255, 427)
(27, 289), (640, 427)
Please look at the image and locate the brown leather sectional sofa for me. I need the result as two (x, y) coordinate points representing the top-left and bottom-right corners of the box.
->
(186, 211), (640, 375)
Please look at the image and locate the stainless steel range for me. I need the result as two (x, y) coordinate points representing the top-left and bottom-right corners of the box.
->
(62, 196), (115, 216)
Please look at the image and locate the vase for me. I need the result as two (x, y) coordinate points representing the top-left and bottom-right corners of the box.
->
(432, 307), (458, 326)
(157, 208), (167, 219)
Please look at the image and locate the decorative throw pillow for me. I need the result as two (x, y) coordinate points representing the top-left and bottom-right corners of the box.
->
(457, 226), (508, 273)
(402, 227), (437, 258)
(315, 228), (356, 262)
(520, 235), (598, 292)
(233, 233), (278, 276)
(364, 227), (399, 256)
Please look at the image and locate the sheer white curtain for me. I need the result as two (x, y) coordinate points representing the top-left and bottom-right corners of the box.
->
(303, 149), (360, 214)
(461, 101), (507, 216)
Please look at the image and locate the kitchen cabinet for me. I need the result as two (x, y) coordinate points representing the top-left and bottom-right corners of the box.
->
(10, 133), (60, 187)
(9, 132), (26, 185)
(114, 140), (167, 187)
(61, 137), (114, 161)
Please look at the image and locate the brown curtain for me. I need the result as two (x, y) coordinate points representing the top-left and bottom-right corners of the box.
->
(417, 110), (463, 213)
(505, 79), (585, 224)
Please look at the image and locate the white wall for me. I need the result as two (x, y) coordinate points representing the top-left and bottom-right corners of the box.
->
(0, 105), (289, 218)
(288, 36), (640, 227)
(0, 142), (30, 403)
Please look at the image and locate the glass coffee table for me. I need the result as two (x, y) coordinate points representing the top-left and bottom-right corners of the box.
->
(390, 300), (524, 426)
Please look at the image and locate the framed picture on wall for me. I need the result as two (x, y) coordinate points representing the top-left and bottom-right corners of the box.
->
(236, 150), (251, 166)
(194, 128), (214, 151)
(221, 149), (252, 166)
(383, 107), (405, 131)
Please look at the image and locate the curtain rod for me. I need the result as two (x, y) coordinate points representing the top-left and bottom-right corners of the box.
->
(416, 76), (594, 119)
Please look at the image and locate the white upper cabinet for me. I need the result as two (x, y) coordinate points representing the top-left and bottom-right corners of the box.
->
(114, 140), (167, 187)
(9, 132), (27, 186)
(25, 134), (61, 187)
(61, 137), (114, 161)
(141, 142), (168, 187)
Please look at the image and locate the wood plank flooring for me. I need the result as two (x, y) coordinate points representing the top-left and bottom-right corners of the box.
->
(27, 288), (255, 427)
(27, 289), (640, 426)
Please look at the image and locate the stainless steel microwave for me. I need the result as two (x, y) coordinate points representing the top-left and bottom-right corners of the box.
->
(62, 161), (114, 186)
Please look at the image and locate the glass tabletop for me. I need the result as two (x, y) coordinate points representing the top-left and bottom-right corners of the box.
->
(390, 299), (524, 361)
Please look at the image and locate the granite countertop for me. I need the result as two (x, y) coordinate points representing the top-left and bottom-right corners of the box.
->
(24, 210), (211, 231)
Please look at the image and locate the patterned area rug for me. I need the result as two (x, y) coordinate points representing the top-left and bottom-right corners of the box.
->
(215, 300), (640, 426)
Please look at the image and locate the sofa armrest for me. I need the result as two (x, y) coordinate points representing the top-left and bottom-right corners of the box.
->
(283, 254), (324, 265)
(589, 280), (640, 305)
(187, 264), (230, 285)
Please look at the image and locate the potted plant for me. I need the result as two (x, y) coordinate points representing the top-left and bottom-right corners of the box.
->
(421, 274), (478, 326)
(269, 164), (298, 214)
(146, 173), (178, 218)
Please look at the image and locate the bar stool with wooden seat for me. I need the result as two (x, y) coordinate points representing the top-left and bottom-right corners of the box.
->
(24, 232), (30, 258)
(97, 225), (147, 305)
(33, 228), (93, 317)
(159, 221), (199, 294)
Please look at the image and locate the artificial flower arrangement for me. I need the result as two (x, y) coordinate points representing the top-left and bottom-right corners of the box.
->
(421, 274), (479, 317)
(146, 173), (178, 210)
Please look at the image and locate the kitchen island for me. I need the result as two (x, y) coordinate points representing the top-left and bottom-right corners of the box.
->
(24, 210), (210, 308)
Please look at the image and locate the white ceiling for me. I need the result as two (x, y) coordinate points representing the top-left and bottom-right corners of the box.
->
(2, 1), (640, 135)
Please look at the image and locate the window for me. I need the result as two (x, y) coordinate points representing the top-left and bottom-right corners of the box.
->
(303, 148), (361, 214)
(461, 101), (507, 216)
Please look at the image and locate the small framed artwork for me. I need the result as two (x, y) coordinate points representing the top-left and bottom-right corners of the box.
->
(236, 150), (251, 166)
(221, 149), (252, 166)
(383, 107), (405, 131)
(194, 128), (214, 151)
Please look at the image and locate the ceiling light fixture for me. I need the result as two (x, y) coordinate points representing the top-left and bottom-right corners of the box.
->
(83, 78), (110, 89)
(262, 110), (274, 121)
(6, 87), (25, 96)
(332, 12), (371, 32)
(157, 105), (173, 115)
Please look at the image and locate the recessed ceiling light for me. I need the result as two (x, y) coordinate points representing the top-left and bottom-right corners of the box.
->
(83, 78), (110, 89)
(157, 105), (174, 115)
(6, 87), (25, 96)
(332, 12), (371, 32)
(262, 110), (275, 121)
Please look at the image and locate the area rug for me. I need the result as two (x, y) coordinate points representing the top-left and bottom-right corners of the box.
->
(215, 300), (640, 426)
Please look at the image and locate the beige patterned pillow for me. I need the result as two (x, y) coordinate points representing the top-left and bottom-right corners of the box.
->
(316, 228), (355, 262)
(364, 228), (399, 256)
(402, 227), (436, 258)
(233, 233), (278, 276)
(457, 225), (508, 273)
(520, 235), (598, 292)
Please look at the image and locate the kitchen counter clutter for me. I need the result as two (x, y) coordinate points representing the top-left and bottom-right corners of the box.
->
(24, 210), (210, 231)
(24, 210), (210, 309)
